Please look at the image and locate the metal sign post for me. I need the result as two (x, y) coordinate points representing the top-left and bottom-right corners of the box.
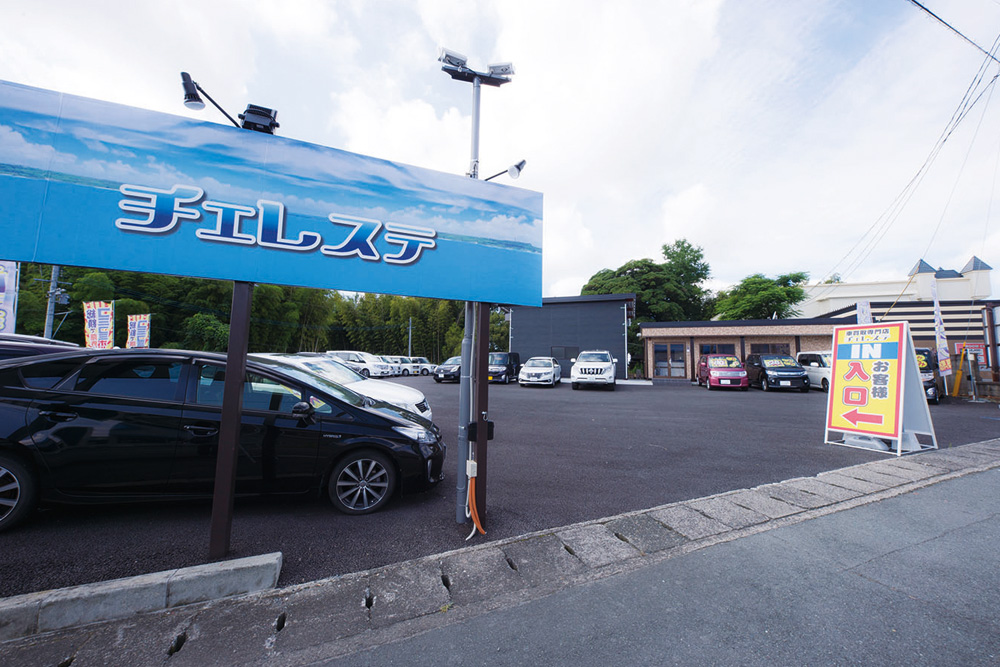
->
(209, 280), (253, 559)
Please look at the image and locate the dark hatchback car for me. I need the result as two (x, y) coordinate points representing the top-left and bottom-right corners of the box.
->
(0, 349), (446, 532)
(744, 353), (810, 392)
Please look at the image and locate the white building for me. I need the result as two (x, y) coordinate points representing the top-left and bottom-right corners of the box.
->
(799, 257), (992, 318)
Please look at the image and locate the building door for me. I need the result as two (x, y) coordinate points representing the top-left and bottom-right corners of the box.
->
(653, 343), (687, 378)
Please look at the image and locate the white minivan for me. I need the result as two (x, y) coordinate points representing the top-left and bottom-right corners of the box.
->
(796, 351), (832, 392)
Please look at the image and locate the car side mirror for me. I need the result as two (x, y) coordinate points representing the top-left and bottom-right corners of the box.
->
(613, 358), (618, 363)
(292, 401), (315, 422)
(570, 358), (577, 363)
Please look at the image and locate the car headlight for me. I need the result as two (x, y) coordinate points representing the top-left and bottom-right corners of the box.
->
(393, 425), (437, 445)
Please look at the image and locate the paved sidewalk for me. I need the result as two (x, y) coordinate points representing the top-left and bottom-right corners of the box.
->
(2, 440), (998, 665)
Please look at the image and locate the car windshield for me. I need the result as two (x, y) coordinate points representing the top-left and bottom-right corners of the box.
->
(915, 349), (937, 370)
(708, 356), (742, 368)
(761, 355), (799, 368)
(359, 352), (382, 364)
(488, 353), (509, 365)
(821, 353), (832, 367)
(578, 352), (610, 362)
(443, 356), (461, 366)
(251, 359), (367, 407)
(525, 358), (552, 367)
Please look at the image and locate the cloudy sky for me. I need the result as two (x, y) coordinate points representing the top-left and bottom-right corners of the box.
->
(4, 0), (1000, 300)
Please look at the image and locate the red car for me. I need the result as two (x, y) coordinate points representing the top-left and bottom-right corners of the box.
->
(697, 354), (749, 390)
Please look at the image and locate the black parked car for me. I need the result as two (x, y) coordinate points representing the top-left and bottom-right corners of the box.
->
(434, 356), (461, 383)
(744, 353), (810, 392)
(487, 351), (521, 384)
(0, 349), (446, 532)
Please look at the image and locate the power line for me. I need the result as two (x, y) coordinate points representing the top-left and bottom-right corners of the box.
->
(906, 0), (1000, 65)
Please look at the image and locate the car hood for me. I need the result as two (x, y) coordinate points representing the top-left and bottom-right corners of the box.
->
(362, 399), (437, 431)
(351, 378), (426, 406)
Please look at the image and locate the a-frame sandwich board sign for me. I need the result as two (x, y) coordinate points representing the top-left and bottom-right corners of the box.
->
(825, 321), (937, 456)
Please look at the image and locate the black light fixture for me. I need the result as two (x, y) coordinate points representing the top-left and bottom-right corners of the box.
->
(238, 104), (279, 134)
(180, 72), (278, 134)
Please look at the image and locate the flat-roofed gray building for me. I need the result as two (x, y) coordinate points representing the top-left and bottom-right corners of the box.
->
(509, 294), (636, 379)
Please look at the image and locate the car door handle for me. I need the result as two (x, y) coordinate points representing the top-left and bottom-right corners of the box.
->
(38, 410), (77, 422)
(183, 425), (219, 437)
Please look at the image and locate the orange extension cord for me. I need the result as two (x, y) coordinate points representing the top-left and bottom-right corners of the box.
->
(468, 476), (486, 536)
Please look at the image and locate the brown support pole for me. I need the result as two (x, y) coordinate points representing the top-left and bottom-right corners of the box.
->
(473, 302), (491, 519)
(209, 280), (254, 560)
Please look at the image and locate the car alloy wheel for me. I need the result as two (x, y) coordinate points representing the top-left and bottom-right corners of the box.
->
(360, 368), (370, 378)
(330, 450), (396, 515)
(0, 455), (36, 532)
(761, 377), (770, 392)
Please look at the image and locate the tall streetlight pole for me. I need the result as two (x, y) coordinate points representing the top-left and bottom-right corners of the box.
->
(437, 48), (515, 528)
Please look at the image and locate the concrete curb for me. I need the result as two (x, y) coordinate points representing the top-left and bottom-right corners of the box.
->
(0, 552), (282, 641)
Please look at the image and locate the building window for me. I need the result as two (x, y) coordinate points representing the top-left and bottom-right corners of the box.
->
(750, 343), (790, 355)
(551, 346), (580, 361)
(700, 343), (736, 355)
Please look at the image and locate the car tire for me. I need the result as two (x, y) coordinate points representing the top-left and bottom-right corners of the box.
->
(0, 454), (37, 533)
(707, 381), (714, 391)
(800, 386), (809, 393)
(360, 368), (370, 378)
(572, 382), (579, 390)
(434, 377), (441, 383)
(329, 450), (396, 515)
(761, 377), (770, 392)
(821, 378), (829, 392)
(402, 369), (409, 376)
(421, 369), (429, 376)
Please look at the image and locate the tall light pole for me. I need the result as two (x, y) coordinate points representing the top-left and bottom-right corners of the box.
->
(437, 48), (515, 528)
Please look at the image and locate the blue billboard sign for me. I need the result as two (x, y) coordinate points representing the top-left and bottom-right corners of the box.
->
(0, 81), (543, 305)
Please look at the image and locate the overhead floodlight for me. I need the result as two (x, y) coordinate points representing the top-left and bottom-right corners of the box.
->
(487, 62), (515, 77)
(507, 159), (526, 179)
(180, 72), (205, 110)
(178, 71), (241, 128)
(484, 159), (527, 182)
(438, 47), (468, 68)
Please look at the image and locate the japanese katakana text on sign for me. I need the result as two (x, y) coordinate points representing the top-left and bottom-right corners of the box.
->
(0, 80), (543, 306)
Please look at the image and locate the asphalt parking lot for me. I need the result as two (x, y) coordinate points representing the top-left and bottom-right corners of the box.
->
(3, 377), (998, 598)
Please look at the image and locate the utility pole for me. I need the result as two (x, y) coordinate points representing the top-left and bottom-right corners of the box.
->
(43, 265), (60, 338)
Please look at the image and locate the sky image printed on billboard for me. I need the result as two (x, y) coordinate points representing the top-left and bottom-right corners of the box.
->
(0, 81), (543, 306)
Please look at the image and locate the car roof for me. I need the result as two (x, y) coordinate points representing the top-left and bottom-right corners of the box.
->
(0, 333), (78, 346)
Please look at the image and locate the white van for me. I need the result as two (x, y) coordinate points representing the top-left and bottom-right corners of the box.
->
(796, 351), (832, 392)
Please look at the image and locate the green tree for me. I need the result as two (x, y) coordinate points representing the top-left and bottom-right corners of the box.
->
(582, 239), (711, 362)
(714, 272), (809, 320)
(182, 313), (230, 351)
(582, 239), (710, 322)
